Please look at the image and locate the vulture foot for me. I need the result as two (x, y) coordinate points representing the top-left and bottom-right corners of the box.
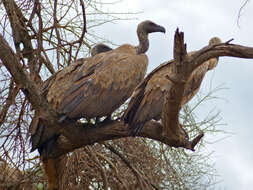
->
(95, 117), (101, 124)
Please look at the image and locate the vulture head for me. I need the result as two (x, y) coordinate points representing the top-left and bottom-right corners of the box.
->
(136, 20), (166, 54)
(91, 43), (112, 57)
(207, 37), (222, 70)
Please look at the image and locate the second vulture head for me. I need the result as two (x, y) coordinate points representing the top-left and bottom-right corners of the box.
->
(91, 43), (113, 57)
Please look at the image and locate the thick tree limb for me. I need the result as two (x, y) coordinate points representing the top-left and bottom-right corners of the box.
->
(1, 28), (253, 159)
(192, 43), (253, 66)
(162, 29), (189, 137)
(47, 120), (204, 158)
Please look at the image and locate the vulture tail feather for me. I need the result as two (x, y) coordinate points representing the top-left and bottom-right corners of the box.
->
(30, 118), (59, 157)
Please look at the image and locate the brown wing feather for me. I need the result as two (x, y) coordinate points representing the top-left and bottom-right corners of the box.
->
(30, 44), (148, 153)
(182, 57), (218, 104)
(123, 60), (174, 124)
(123, 54), (219, 135)
(58, 51), (148, 119)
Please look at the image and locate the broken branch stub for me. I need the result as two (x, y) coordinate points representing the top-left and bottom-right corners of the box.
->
(161, 29), (189, 138)
(173, 28), (187, 64)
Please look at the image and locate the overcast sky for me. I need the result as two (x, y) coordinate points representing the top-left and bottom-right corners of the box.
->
(93, 0), (253, 189)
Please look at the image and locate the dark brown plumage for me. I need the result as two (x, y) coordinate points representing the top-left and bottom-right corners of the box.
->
(123, 37), (221, 136)
(30, 21), (166, 154)
(48, 21), (165, 120)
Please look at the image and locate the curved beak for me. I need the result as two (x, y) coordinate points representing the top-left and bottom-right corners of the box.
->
(156, 25), (166, 33)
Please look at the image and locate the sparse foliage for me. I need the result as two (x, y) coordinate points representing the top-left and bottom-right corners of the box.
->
(0, 1), (252, 190)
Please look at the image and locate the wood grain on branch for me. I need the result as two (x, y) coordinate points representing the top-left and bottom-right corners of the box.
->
(47, 120), (203, 158)
(162, 29), (188, 137)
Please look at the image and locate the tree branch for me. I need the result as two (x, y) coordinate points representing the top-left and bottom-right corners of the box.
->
(192, 43), (253, 67)
(1, 28), (253, 160)
(2, 0), (42, 84)
(0, 34), (57, 122)
(0, 79), (19, 127)
(162, 29), (189, 137)
(47, 120), (204, 158)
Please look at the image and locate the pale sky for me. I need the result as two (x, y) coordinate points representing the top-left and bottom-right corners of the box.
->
(94, 0), (253, 189)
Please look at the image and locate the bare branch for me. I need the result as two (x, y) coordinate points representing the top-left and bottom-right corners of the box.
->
(162, 29), (188, 137)
(2, 0), (42, 84)
(73, 0), (87, 59)
(46, 120), (204, 158)
(103, 143), (158, 190)
(0, 79), (19, 127)
(237, 0), (250, 27)
(0, 34), (57, 121)
(173, 28), (187, 63)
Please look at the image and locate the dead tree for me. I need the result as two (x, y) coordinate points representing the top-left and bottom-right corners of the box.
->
(1, 0), (253, 189)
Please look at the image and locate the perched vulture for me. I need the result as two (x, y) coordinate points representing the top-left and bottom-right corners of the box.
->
(30, 43), (112, 153)
(123, 37), (222, 136)
(30, 21), (166, 154)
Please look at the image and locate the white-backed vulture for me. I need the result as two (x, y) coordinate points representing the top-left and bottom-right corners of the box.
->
(30, 43), (112, 153)
(123, 37), (222, 136)
(39, 43), (113, 100)
(30, 21), (166, 154)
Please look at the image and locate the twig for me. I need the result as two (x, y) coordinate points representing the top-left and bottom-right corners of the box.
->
(103, 143), (158, 190)
(74, 0), (87, 59)
(86, 147), (109, 190)
(237, 0), (250, 28)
